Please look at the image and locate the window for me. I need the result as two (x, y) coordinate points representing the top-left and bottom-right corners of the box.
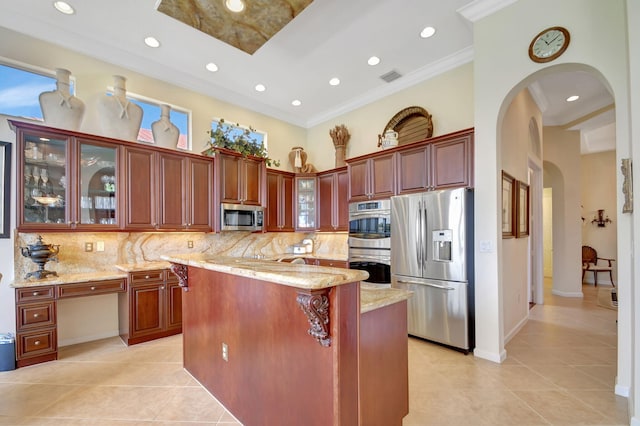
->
(0, 62), (61, 120)
(211, 118), (267, 147)
(107, 90), (191, 150)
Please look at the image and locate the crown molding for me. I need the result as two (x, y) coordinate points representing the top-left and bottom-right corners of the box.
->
(457, 0), (518, 23)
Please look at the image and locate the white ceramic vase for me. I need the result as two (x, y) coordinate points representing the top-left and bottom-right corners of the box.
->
(39, 68), (85, 131)
(152, 104), (180, 147)
(97, 75), (143, 141)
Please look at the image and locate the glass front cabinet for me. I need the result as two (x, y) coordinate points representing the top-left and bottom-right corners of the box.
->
(295, 175), (317, 231)
(16, 124), (120, 231)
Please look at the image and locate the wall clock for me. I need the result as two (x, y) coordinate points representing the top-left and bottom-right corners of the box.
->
(528, 26), (570, 63)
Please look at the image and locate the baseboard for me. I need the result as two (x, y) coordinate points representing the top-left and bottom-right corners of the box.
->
(551, 289), (584, 298)
(504, 316), (528, 344)
(59, 330), (120, 347)
(615, 383), (629, 397)
(631, 415), (640, 426)
(472, 347), (506, 363)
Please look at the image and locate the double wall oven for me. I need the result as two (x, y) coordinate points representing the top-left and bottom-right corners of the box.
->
(348, 199), (391, 285)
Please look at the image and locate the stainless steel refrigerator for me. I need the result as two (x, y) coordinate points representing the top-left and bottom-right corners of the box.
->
(391, 188), (474, 352)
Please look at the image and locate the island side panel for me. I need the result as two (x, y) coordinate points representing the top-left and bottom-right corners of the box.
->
(182, 266), (360, 426)
(359, 300), (409, 426)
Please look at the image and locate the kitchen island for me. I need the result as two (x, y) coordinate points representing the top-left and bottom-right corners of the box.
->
(162, 254), (411, 426)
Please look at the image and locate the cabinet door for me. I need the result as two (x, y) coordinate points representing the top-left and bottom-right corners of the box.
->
(397, 145), (430, 194)
(157, 152), (186, 230)
(370, 154), (395, 199)
(317, 173), (334, 231)
(130, 283), (164, 338)
(124, 147), (156, 230)
(219, 153), (241, 203)
(266, 171), (280, 231)
(280, 173), (294, 231)
(335, 168), (349, 231)
(166, 279), (183, 331)
(295, 176), (317, 230)
(431, 136), (472, 189)
(243, 158), (263, 205)
(188, 157), (213, 231)
(348, 159), (369, 202)
(18, 129), (71, 230)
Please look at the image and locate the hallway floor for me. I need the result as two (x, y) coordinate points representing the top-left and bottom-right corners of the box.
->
(0, 280), (628, 425)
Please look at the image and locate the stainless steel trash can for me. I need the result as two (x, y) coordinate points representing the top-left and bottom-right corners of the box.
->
(0, 333), (16, 371)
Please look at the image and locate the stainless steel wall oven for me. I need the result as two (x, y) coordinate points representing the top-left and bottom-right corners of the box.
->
(348, 200), (391, 285)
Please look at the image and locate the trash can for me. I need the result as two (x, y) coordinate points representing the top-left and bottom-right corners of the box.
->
(0, 333), (16, 371)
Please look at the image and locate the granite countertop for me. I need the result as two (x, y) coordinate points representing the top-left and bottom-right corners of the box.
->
(360, 283), (413, 314)
(162, 253), (367, 290)
(114, 261), (172, 272)
(262, 253), (348, 262)
(12, 270), (128, 288)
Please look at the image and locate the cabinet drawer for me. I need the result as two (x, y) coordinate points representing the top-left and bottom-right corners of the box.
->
(17, 301), (56, 331)
(129, 270), (164, 283)
(164, 269), (179, 283)
(316, 259), (349, 268)
(17, 328), (57, 359)
(15, 286), (55, 303)
(57, 279), (126, 299)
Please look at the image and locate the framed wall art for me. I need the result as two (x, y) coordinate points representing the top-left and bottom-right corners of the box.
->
(516, 180), (530, 238)
(0, 141), (11, 238)
(501, 171), (515, 238)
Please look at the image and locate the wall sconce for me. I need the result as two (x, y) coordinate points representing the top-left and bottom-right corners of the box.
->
(591, 209), (612, 227)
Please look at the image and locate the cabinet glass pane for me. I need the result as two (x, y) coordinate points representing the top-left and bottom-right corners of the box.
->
(297, 178), (316, 228)
(80, 143), (117, 225)
(23, 135), (67, 224)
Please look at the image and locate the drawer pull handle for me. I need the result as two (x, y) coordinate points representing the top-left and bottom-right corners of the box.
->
(90, 286), (96, 291)
(145, 275), (150, 279)
(33, 313), (39, 318)
(34, 340), (41, 346)
(32, 291), (39, 296)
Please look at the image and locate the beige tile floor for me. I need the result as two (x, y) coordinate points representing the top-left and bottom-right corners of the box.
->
(0, 279), (628, 425)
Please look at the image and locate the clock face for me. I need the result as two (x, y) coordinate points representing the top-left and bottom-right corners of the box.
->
(529, 26), (570, 63)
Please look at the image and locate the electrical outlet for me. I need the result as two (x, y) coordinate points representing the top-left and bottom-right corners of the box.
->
(96, 241), (105, 252)
(222, 342), (229, 362)
(187, 240), (194, 248)
(84, 242), (93, 252)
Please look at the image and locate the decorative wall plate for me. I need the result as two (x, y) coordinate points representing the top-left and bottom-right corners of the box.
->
(382, 106), (433, 146)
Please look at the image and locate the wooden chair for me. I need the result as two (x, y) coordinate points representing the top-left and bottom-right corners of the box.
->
(582, 245), (615, 287)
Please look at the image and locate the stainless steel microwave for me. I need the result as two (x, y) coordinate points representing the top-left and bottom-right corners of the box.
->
(220, 203), (264, 231)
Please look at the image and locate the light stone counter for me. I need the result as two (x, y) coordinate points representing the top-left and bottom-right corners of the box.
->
(12, 270), (127, 288)
(360, 283), (413, 314)
(114, 261), (172, 272)
(162, 253), (367, 290)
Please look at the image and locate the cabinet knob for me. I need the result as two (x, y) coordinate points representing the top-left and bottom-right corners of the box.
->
(160, 286), (165, 290)
(32, 291), (39, 296)
(145, 275), (150, 279)
(34, 340), (41, 346)
(90, 286), (96, 291)
(33, 313), (39, 318)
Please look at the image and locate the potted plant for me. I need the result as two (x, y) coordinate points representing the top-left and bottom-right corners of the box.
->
(204, 119), (280, 167)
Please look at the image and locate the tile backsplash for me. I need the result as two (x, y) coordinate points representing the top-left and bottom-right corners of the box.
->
(15, 231), (348, 277)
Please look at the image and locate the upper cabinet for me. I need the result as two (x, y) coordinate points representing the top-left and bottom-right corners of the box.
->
(295, 175), (317, 231)
(266, 169), (294, 232)
(16, 123), (121, 231)
(216, 151), (264, 206)
(347, 153), (395, 202)
(317, 167), (349, 232)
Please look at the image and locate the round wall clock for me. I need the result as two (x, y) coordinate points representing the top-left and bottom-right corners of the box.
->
(528, 26), (570, 63)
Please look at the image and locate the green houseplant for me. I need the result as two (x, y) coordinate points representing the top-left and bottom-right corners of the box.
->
(204, 119), (280, 167)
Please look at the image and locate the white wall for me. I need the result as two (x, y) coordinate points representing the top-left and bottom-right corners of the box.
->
(581, 151), (617, 285)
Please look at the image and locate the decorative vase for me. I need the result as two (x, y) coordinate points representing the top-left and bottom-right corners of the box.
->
(39, 68), (85, 131)
(97, 75), (143, 141)
(289, 147), (307, 173)
(152, 104), (180, 147)
(329, 124), (350, 167)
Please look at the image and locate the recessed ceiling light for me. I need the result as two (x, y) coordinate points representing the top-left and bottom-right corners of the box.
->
(205, 62), (219, 72)
(566, 95), (580, 102)
(420, 26), (436, 38)
(144, 36), (160, 48)
(329, 77), (340, 86)
(255, 84), (266, 92)
(225, 0), (245, 12)
(291, 100), (301, 106)
(368, 56), (380, 66)
(53, 1), (75, 15)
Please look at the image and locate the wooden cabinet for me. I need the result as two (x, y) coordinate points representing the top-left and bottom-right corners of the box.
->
(317, 167), (349, 231)
(347, 153), (395, 202)
(119, 269), (182, 345)
(217, 151), (264, 206)
(266, 169), (294, 232)
(14, 278), (126, 368)
(124, 148), (213, 231)
(294, 175), (317, 231)
(315, 258), (349, 268)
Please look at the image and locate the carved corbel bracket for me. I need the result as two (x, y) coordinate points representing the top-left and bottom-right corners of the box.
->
(296, 289), (331, 347)
(170, 263), (189, 291)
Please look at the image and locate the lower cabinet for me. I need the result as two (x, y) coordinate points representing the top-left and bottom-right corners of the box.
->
(119, 269), (182, 345)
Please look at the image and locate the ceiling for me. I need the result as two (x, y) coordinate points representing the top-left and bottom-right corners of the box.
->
(0, 0), (615, 152)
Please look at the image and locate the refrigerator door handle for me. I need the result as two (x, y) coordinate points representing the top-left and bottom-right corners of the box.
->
(395, 279), (456, 291)
(416, 201), (422, 266)
(423, 205), (428, 268)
